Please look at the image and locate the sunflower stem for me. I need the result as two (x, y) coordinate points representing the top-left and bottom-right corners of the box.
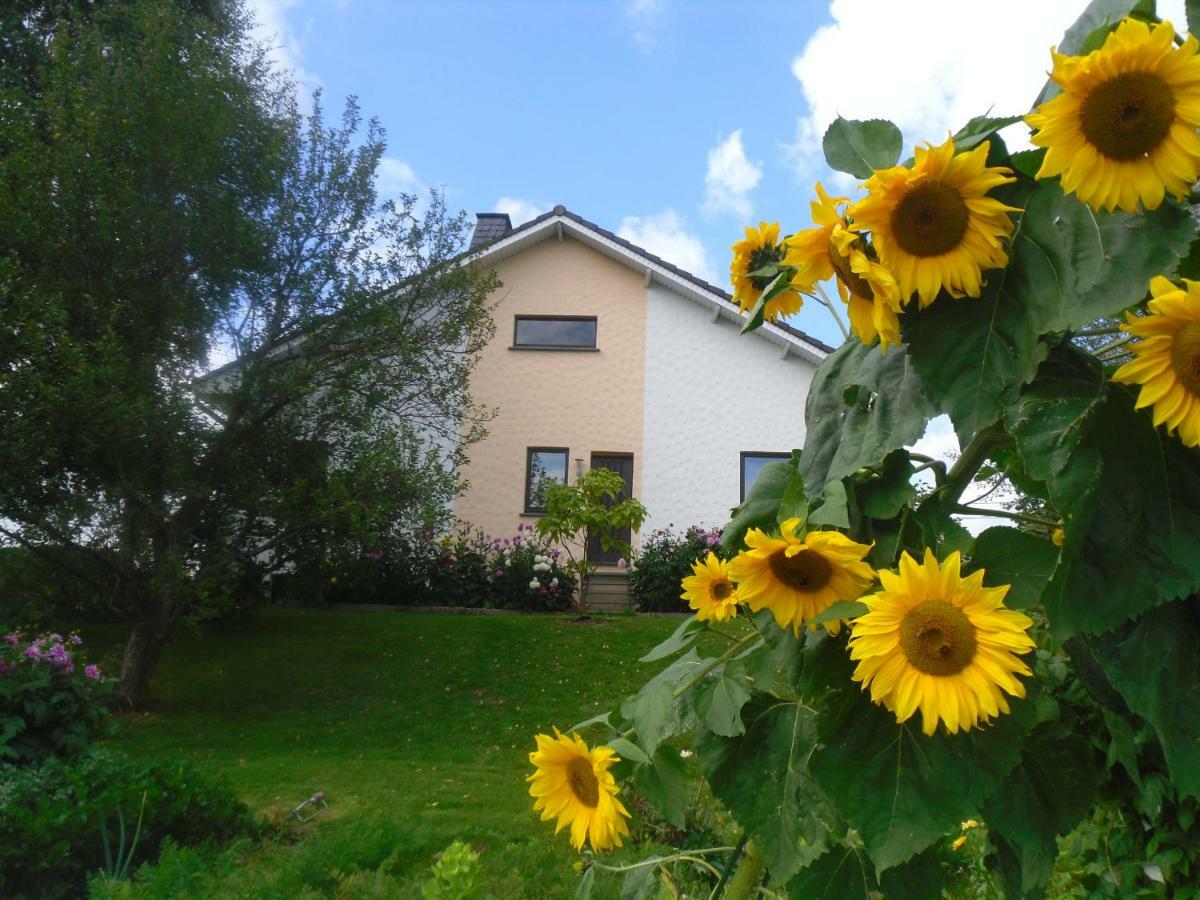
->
(951, 503), (1059, 528)
(1092, 333), (1134, 358)
(723, 840), (766, 900)
(812, 283), (850, 340)
(710, 833), (750, 900)
(671, 631), (762, 700)
(1073, 324), (1122, 337)
(587, 846), (737, 876)
(936, 426), (1005, 510)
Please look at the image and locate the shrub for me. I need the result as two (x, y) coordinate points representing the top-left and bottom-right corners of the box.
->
(628, 525), (725, 613)
(0, 630), (117, 766)
(0, 748), (256, 898)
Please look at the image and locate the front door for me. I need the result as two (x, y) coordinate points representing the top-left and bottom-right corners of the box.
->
(586, 454), (634, 564)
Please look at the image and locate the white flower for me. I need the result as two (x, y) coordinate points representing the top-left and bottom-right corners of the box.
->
(529, 579), (540, 590)
(679, 749), (693, 759)
(617, 558), (628, 570)
(550, 578), (558, 587)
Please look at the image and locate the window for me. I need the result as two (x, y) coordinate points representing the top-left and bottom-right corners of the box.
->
(740, 452), (791, 503)
(525, 447), (569, 513)
(513, 316), (597, 349)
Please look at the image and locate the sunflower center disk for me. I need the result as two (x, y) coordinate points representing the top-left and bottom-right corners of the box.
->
(827, 241), (874, 300)
(898, 599), (978, 676)
(890, 181), (970, 258)
(747, 244), (784, 291)
(1171, 322), (1200, 396)
(567, 757), (600, 808)
(768, 548), (833, 592)
(710, 580), (733, 601)
(1080, 71), (1176, 161)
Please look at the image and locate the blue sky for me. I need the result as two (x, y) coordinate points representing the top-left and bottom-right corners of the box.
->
(247, 0), (1187, 350)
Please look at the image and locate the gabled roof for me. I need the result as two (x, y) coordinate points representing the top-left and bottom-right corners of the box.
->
(470, 205), (834, 365)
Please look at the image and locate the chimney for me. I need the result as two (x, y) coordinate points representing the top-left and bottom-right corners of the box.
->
(469, 212), (513, 250)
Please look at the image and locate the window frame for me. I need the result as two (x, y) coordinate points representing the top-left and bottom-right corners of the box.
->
(740, 451), (792, 503)
(524, 446), (570, 514)
(511, 315), (598, 351)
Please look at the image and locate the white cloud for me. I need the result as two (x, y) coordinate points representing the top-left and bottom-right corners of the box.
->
(494, 196), (550, 226)
(377, 157), (425, 199)
(617, 210), (716, 284)
(702, 130), (763, 219)
(244, 0), (321, 104)
(785, 0), (1187, 180)
(624, 0), (666, 49)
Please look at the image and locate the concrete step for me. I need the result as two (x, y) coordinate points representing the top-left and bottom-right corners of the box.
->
(583, 571), (630, 612)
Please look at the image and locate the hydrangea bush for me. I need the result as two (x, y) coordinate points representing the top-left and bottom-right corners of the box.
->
(628, 525), (725, 613)
(0, 630), (115, 766)
(527, 3), (1200, 896)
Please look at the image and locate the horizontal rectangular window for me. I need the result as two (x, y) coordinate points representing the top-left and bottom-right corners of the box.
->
(741, 452), (791, 503)
(513, 316), (597, 349)
(526, 447), (569, 513)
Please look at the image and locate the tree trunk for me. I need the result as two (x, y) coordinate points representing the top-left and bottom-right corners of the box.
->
(119, 606), (170, 708)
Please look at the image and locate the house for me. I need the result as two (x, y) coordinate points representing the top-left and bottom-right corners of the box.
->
(456, 205), (831, 598)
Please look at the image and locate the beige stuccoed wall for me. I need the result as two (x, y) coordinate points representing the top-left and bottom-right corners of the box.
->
(455, 236), (647, 547)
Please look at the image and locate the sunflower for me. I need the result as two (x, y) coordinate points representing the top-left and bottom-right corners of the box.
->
(1026, 18), (1200, 214)
(527, 728), (630, 852)
(730, 221), (804, 322)
(782, 182), (849, 290)
(727, 518), (875, 635)
(680, 552), (741, 622)
(849, 138), (1019, 308)
(1112, 275), (1200, 446)
(830, 224), (904, 352)
(848, 549), (1036, 736)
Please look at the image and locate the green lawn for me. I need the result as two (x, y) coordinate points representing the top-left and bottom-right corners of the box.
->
(93, 609), (717, 897)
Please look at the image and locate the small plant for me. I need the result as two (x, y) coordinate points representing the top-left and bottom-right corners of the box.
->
(535, 468), (647, 617)
(421, 840), (481, 899)
(0, 629), (116, 765)
(629, 525), (725, 613)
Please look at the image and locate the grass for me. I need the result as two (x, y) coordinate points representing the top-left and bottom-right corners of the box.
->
(91, 609), (726, 897)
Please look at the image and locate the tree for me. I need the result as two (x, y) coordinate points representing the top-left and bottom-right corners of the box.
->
(0, 0), (496, 705)
(535, 468), (647, 617)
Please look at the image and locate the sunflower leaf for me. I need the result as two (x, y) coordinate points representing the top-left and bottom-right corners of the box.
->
(697, 696), (839, 883)
(965, 527), (1059, 610)
(606, 736), (650, 766)
(1033, 0), (1148, 105)
(631, 747), (690, 829)
(950, 114), (1025, 153)
(1091, 601), (1200, 799)
(640, 616), (706, 663)
(822, 117), (903, 179)
(739, 271), (787, 335)
(982, 722), (1101, 897)
(799, 341), (936, 505)
(692, 660), (752, 738)
(807, 599), (868, 627)
(1190, 0), (1200, 39)
(857, 449), (918, 519)
(620, 683), (677, 757)
(785, 845), (874, 899)
(720, 460), (799, 553)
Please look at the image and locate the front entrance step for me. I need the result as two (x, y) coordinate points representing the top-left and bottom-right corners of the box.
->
(583, 570), (630, 613)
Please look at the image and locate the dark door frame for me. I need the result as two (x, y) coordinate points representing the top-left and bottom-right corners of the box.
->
(586, 452), (634, 565)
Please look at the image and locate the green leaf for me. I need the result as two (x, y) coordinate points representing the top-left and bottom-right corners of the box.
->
(858, 450), (917, 519)
(739, 272), (791, 335)
(983, 722), (1100, 898)
(1033, 0), (1149, 105)
(966, 527), (1059, 610)
(742, 611), (805, 696)
(786, 845), (873, 899)
(720, 461), (798, 553)
(1092, 601), (1200, 799)
(878, 847), (945, 900)
(640, 617), (705, 663)
(566, 710), (613, 733)
(697, 696), (838, 883)
(1016, 186), (1195, 334)
(620, 683), (677, 757)
(632, 747), (690, 829)
(575, 865), (595, 900)
(618, 858), (663, 900)
(823, 117), (903, 179)
(607, 736), (650, 766)
(1042, 387), (1200, 635)
(903, 496), (974, 559)
(777, 466), (809, 525)
(807, 479), (849, 527)
(951, 114), (1025, 153)
(808, 599), (868, 626)
(811, 687), (1032, 874)
(799, 341), (936, 505)
(1189, 0), (1200, 38)
(693, 660), (752, 738)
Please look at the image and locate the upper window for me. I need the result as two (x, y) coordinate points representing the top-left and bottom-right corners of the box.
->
(525, 447), (569, 513)
(513, 316), (597, 350)
(740, 452), (791, 503)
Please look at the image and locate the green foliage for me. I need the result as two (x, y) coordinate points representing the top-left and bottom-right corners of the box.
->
(822, 116), (903, 179)
(719, 459), (801, 553)
(0, 748), (255, 898)
(422, 840), (481, 899)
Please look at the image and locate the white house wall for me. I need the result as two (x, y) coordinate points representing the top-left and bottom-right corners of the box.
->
(640, 281), (816, 536)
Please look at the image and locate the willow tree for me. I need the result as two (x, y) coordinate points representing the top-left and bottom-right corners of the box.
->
(0, 1), (495, 705)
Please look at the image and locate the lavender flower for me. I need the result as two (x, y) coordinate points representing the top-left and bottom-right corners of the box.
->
(85, 664), (102, 681)
(5, 632), (21, 648)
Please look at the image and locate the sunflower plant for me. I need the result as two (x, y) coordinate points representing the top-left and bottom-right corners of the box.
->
(527, 3), (1200, 897)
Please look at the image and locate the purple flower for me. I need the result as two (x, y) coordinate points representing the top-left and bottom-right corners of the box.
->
(550, 548), (561, 559)
(22, 644), (42, 661)
(85, 664), (102, 681)
(494, 568), (504, 577)
(49, 633), (63, 644)
(68, 633), (84, 646)
(5, 632), (21, 648)
(0, 659), (9, 674)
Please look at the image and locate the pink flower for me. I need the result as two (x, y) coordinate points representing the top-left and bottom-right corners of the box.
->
(85, 664), (102, 681)
(68, 634), (84, 646)
(5, 632), (21, 648)
(617, 558), (628, 570)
